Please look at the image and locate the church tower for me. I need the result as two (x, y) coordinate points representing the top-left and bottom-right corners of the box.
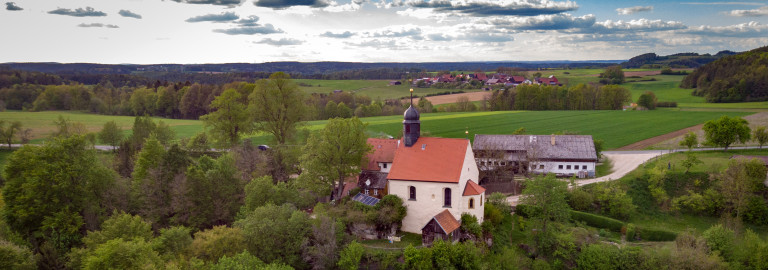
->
(403, 88), (420, 147)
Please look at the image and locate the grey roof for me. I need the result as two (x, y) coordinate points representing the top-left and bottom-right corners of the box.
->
(358, 171), (388, 189)
(473, 134), (597, 161)
(352, 193), (380, 206)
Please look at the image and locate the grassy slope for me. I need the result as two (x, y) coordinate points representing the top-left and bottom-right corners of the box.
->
(609, 149), (768, 236)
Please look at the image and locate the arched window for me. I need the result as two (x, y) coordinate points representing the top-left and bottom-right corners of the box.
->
(409, 186), (416, 200)
(469, 198), (475, 209)
(444, 188), (452, 207)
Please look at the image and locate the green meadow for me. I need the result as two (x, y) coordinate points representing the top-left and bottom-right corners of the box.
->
(0, 110), (750, 149)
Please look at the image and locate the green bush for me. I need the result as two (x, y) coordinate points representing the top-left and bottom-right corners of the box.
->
(570, 211), (624, 232)
(637, 227), (677, 242)
(624, 223), (636, 241)
(702, 224), (734, 260)
(576, 244), (618, 270)
(337, 241), (364, 270)
(568, 188), (594, 211)
(744, 195), (768, 225)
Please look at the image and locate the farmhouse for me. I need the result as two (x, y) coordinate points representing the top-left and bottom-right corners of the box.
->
(473, 134), (598, 179)
(360, 102), (485, 239)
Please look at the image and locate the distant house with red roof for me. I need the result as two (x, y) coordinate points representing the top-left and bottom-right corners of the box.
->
(536, 75), (560, 86)
(510, 76), (526, 84)
(385, 104), (485, 236)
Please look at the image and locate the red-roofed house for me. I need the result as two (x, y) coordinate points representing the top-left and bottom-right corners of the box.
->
(536, 75), (560, 86)
(386, 105), (485, 234)
(510, 76), (526, 84)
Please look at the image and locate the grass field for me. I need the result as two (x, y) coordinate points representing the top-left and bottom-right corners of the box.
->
(294, 79), (481, 100)
(0, 111), (201, 143)
(0, 110), (752, 149)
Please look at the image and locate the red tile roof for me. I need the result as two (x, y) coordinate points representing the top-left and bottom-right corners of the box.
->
(463, 180), (485, 196)
(364, 138), (398, 171)
(433, 209), (460, 234)
(511, 76), (525, 83)
(387, 137), (469, 183)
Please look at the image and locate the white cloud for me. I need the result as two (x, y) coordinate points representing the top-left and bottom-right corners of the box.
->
(616, 6), (653, 15)
(584, 19), (686, 34)
(486, 14), (596, 30)
(727, 6), (768, 17)
(685, 21), (768, 37)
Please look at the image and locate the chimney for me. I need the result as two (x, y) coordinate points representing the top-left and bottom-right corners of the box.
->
(551, 135), (555, 146)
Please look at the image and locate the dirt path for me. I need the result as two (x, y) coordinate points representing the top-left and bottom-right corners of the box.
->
(616, 125), (704, 150)
(617, 112), (767, 150)
(413, 91), (491, 105)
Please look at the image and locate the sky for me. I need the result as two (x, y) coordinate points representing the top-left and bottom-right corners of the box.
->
(2, 0), (768, 64)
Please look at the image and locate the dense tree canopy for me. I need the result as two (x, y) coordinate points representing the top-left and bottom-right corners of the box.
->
(2, 135), (115, 253)
(682, 46), (768, 102)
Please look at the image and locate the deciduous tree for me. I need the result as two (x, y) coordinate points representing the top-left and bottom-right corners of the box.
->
(703, 116), (751, 151)
(98, 120), (123, 151)
(201, 88), (252, 148)
(0, 120), (21, 148)
(520, 174), (570, 255)
(679, 131), (698, 151)
(2, 135), (115, 254)
(300, 117), (372, 199)
(753, 126), (768, 148)
(249, 72), (306, 145)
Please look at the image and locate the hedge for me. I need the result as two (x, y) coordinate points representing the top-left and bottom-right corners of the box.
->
(637, 227), (678, 242)
(570, 211), (624, 232)
(656, 101), (677, 108)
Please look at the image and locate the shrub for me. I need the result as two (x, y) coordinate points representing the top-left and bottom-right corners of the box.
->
(702, 224), (734, 259)
(624, 223), (636, 241)
(576, 244), (618, 270)
(568, 188), (594, 211)
(337, 241), (364, 270)
(744, 195), (768, 225)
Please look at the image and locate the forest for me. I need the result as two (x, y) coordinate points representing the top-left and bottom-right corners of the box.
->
(680, 46), (768, 102)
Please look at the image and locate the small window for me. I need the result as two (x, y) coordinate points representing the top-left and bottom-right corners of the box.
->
(480, 195), (483, 206)
(469, 198), (475, 209)
(499, 161), (507, 166)
(364, 189), (369, 195)
(558, 165), (563, 169)
(539, 165), (544, 169)
(383, 163), (388, 169)
(405, 125), (411, 133)
(374, 189), (378, 196)
(409, 186), (416, 200)
(566, 165), (571, 170)
(582, 165), (587, 170)
(444, 188), (452, 207)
